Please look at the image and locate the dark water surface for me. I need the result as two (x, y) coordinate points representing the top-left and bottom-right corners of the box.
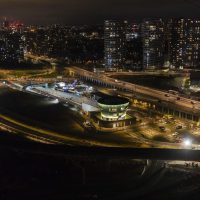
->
(113, 75), (184, 91)
(0, 87), (138, 146)
(0, 87), (84, 135)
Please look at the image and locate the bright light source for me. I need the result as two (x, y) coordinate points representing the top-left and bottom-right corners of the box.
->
(57, 82), (66, 87)
(183, 139), (192, 147)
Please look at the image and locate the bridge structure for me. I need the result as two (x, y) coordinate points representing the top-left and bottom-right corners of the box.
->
(105, 70), (189, 78)
(68, 67), (200, 125)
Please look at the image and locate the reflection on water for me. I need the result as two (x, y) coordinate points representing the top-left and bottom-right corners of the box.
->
(39, 97), (59, 105)
(0, 87), (84, 135)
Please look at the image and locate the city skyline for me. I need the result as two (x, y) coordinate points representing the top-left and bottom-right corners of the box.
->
(1, 1), (200, 199)
(1, 0), (200, 25)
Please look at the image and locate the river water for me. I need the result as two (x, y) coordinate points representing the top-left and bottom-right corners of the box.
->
(0, 87), (142, 147)
(112, 75), (185, 91)
(0, 87), (84, 135)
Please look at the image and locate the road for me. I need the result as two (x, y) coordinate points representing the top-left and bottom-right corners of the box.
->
(2, 80), (200, 150)
(2, 108), (200, 150)
(105, 70), (187, 77)
(69, 67), (200, 114)
(0, 113), (107, 147)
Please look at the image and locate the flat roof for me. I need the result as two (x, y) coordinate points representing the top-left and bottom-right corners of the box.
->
(98, 96), (129, 105)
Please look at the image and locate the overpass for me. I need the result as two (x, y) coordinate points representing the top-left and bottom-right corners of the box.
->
(68, 67), (200, 124)
(105, 71), (188, 77)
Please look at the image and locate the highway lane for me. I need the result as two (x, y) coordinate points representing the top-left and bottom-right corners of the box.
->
(0, 112), (189, 149)
(1, 81), (199, 150)
(70, 67), (200, 113)
(0, 114), (97, 147)
(0, 122), (62, 145)
(1, 94), (200, 157)
(0, 113), (142, 148)
(4, 67), (199, 112)
(105, 70), (186, 77)
(0, 117), (72, 145)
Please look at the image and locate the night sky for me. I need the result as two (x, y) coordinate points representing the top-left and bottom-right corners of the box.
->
(1, 0), (200, 25)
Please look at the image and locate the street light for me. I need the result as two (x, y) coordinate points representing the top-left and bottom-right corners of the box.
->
(183, 138), (192, 147)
